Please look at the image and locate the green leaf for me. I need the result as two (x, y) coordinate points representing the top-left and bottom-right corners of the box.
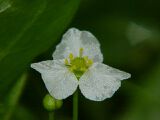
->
(1, 73), (27, 120)
(0, 0), (80, 99)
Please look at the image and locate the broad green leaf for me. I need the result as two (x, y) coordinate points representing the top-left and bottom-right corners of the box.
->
(1, 73), (27, 120)
(0, 0), (80, 100)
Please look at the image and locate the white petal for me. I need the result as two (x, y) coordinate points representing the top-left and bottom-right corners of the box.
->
(31, 60), (55, 73)
(79, 63), (130, 101)
(31, 60), (78, 100)
(92, 63), (131, 81)
(53, 28), (103, 63)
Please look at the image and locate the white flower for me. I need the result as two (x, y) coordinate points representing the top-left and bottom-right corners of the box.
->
(31, 28), (131, 101)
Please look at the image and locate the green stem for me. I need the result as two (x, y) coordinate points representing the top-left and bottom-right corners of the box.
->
(73, 90), (78, 120)
(49, 111), (54, 120)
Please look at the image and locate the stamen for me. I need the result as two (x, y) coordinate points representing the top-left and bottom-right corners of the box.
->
(69, 53), (74, 60)
(65, 48), (93, 79)
(79, 48), (84, 57)
(84, 56), (89, 61)
(65, 59), (69, 65)
(88, 59), (93, 66)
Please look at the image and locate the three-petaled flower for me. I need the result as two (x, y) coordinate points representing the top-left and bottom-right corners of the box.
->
(31, 28), (131, 101)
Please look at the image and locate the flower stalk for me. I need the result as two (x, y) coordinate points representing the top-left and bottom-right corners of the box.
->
(73, 90), (78, 120)
(49, 112), (54, 120)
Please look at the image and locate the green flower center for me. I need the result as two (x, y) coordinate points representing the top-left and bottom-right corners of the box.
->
(64, 48), (93, 79)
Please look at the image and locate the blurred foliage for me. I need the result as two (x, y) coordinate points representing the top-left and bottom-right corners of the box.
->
(2, 73), (27, 120)
(0, 0), (80, 119)
(1, 0), (160, 120)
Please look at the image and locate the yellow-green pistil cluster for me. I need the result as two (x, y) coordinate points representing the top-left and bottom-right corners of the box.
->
(65, 48), (93, 79)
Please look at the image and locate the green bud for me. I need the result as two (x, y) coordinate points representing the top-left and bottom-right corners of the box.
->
(43, 94), (63, 111)
(55, 99), (63, 109)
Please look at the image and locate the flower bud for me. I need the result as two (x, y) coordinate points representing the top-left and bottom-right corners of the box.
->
(43, 94), (63, 111)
